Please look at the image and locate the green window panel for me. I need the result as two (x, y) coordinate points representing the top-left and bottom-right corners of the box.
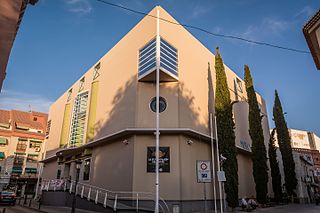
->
(0, 138), (7, 145)
(14, 152), (26, 155)
(25, 168), (37, 173)
(12, 167), (23, 173)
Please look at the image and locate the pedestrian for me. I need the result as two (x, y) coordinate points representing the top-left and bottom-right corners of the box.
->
(248, 197), (258, 210)
(240, 197), (249, 211)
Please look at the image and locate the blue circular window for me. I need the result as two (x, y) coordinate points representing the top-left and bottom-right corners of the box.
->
(150, 97), (167, 113)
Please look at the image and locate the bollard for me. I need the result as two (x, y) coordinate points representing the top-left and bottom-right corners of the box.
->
(29, 199), (32, 207)
(24, 195), (27, 205)
(3, 208), (6, 213)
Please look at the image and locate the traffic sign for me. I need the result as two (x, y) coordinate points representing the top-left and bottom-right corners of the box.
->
(197, 160), (212, 183)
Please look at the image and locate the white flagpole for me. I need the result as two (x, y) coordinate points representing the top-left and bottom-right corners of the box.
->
(155, 6), (160, 213)
(214, 116), (223, 213)
(210, 113), (217, 212)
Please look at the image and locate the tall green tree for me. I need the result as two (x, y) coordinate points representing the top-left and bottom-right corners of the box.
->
(214, 47), (238, 209)
(268, 128), (283, 203)
(244, 65), (268, 204)
(273, 90), (297, 197)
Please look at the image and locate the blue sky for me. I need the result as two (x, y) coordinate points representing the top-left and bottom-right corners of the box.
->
(1, 0), (319, 135)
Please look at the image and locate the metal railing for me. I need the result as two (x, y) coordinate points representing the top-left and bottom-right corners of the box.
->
(40, 179), (170, 213)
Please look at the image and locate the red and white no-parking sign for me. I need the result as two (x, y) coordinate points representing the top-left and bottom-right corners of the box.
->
(196, 160), (212, 183)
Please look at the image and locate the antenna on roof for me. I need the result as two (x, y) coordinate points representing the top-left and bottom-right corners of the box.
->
(28, 104), (32, 112)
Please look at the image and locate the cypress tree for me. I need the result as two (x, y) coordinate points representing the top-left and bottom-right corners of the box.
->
(273, 90), (297, 197)
(244, 65), (268, 204)
(268, 128), (283, 203)
(214, 47), (238, 209)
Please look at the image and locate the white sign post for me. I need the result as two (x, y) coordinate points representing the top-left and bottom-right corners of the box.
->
(197, 160), (212, 183)
(197, 160), (211, 213)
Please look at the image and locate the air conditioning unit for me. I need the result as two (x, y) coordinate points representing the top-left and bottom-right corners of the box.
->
(35, 147), (41, 152)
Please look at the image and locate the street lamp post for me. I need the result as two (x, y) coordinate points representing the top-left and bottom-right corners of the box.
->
(71, 160), (82, 213)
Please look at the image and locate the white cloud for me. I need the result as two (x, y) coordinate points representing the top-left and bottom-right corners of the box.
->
(65, 0), (92, 15)
(0, 90), (52, 113)
(190, 4), (212, 19)
(295, 6), (315, 18)
(237, 17), (290, 41)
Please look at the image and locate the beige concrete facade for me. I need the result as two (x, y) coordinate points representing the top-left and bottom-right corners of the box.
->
(42, 6), (272, 210)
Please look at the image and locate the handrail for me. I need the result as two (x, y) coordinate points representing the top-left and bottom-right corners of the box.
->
(40, 179), (170, 213)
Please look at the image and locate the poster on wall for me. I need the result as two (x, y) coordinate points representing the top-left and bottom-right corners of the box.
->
(147, 147), (170, 173)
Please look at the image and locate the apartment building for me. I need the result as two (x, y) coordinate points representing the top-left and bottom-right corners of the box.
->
(41, 6), (272, 212)
(0, 0), (38, 90)
(303, 9), (320, 70)
(0, 109), (47, 194)
(273, 128), (320, 202)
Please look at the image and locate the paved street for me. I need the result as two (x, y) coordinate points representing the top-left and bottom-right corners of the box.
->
(0, 203), (319, 213)
(252, 204), (320, 213)
(0, 204), (98, 213)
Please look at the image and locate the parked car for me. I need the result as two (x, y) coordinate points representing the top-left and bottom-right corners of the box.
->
(0, 191), (16, 205)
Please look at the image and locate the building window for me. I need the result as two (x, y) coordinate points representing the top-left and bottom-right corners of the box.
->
(138, 37), (178, 80)
(67, 89), (73, 102)
(150, 97), (167, 113)
(16, 138), (27, 152)
(27, 154), (38, 162)
(138, 38), (157, 76)
(93, 62), (101, 80)
(57, 169), (61, 179)
(69, 92), (89, 147)
(159, 37), (178, 77)
(236, 78), (243, 93)
(29, 140), (42, 148)
(0, 138), (8, 146)
(83, 159), (91, 181)
(79, 77), (85, 92)
(45, 120), (51, 139)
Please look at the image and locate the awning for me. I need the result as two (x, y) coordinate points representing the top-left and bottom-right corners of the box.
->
(0, 138), (7, 145)
(12, 167), (22, 173)
(27, 154), (39, 157)
(25, 168), (37, 173)
(18, 138), (28, 141)
(0, 123), (9, 128)
(16, 125), (29, 130)
(30, 139), (42, 143)
(0, 152), (5, 159)
(14, 152), (26, 155)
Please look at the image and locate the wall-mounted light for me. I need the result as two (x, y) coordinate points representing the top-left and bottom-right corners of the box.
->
(186, 139), (193, 145)
(122, 139), (129, 145)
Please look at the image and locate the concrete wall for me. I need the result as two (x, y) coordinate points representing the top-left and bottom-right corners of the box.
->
(89, 137), (134, 191)
(132, 134), (213, 201)
(42, 160), (58, 180)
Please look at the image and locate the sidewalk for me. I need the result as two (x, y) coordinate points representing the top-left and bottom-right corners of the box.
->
(17, 198), (98, 213)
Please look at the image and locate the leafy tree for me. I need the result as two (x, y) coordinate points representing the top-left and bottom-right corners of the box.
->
(214, 47), (238, 209)
(268, 128), (283, 203)
(244, 65), (268, 204)
(273, 90), (297, 197)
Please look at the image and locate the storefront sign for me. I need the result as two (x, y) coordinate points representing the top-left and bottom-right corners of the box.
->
(239, 140), (251, 152)
(197, 160), (212, 183)
(147, 147), (170, 173)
